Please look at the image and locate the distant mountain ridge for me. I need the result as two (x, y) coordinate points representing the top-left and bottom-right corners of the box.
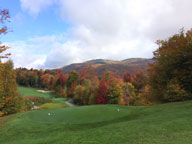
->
(58, 58), (154, 77)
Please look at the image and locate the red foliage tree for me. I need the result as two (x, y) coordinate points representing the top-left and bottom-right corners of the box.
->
(97, 71), (122, 104)
(131, 71), (146, 93)
(97, 81), (109, 104)
(79, 66), (98, 84)
(123, 72), (132, 83)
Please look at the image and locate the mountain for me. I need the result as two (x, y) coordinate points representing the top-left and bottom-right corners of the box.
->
(59, 58), (154, 77)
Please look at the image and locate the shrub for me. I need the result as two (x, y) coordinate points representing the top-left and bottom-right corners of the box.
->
(164, 79), (190, 102)
(24, 96), (52, 110)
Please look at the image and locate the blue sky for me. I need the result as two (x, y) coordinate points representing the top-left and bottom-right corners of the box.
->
(1, 0), (192, 69)
(1, 0), (70, 42)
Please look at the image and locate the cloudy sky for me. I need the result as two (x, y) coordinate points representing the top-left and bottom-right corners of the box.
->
(1, 0), (192, 69)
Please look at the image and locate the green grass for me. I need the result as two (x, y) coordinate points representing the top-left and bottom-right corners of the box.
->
(18, 86), (69, 109)
(52, 98), (67, 104)
(40, 103), (67, 109)
(1, 101), (192, 144)
(18, 86), (55, 99)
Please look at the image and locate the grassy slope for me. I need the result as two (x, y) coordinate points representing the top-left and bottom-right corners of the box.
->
(1, 101), (192, 144)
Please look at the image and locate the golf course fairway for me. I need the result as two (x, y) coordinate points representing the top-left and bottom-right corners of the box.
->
(1, 102), (192, 144)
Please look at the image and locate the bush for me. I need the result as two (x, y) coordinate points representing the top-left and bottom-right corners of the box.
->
(164, 79), (190, 102)
(24, 96), (52, 110)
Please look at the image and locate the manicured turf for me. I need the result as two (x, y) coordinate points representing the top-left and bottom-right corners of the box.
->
(18, 86), (69, 108)
(18, 86), (55, 98)
(52, 98), (67, 104)
(1, 101), (192, 144)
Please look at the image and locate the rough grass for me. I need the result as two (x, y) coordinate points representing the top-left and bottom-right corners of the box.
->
(18, 86), (55, 99)
(40, 103), (67, 109)
(1, 101), (192, 144)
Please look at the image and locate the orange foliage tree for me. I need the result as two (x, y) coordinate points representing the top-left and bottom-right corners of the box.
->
(148, 29), (192, 103)
(0, 9), (11, 60)
(0, 9), (23, 116)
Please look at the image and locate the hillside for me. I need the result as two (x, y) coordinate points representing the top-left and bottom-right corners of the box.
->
(1, 101), (192, 144)
(59, 58), (154, 76)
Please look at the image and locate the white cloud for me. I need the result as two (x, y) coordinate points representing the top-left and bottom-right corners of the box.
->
(4, 41), (47, 69)
(20, 0), (57, 17)
(18, 0), (192, 69)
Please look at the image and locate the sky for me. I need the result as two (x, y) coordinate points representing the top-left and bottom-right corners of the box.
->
(1, 0), (192, 69)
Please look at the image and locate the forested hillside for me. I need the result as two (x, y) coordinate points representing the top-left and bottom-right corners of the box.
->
(59, 58), (154, 76)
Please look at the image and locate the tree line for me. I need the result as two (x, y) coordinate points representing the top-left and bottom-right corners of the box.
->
(16, 67), (147, 106)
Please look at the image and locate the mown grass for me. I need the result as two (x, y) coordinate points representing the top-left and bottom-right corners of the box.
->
(18, 86), (69, 108)
(1, 101), (192, 144)
(18, 86), (55, 99)
(52, 98), (67, 104)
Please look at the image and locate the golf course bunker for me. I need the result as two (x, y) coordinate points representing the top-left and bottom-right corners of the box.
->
(27, 105), (130, 124)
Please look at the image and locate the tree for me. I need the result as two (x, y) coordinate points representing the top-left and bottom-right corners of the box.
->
(123, 72), (132, 83)
(131, 71), (146, 93)
(97, 71), (123, 104)
(55, 85), (67, 98)
(0, 9), (11, 60)
(148, 29), (192, 103)
(108, 83), (123, 104)
(120, 82), (137, 105)
(97, 80), (109, 104)
(40, 73), (54, 89)
(79, 66), (99, 85)
(74, 85), (85, 105)
(0, 61), (24, 116)
(67, 70), (79, 98)
(0, 9), (24, 116)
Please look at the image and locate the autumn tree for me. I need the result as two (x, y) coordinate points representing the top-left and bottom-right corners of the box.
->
(66, 70), (79, 98)
(40, 73), (54, 89)
(0, 61), (24, 116)
(148, 29), (192, 103)
(74, 85), (85, 105)
(0, 9), (11, 60)
(79, 66), (99, 85)
(37, 69), (44, 87)
(97, 80), (109, 104)
(54, 71), (68, 98)
(97, 71), (123, 104)
(131, 71), (147, 94)
(123, 72), (132, 83)
(120, 82), (137, 105)
(72, 66), (99, 105)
